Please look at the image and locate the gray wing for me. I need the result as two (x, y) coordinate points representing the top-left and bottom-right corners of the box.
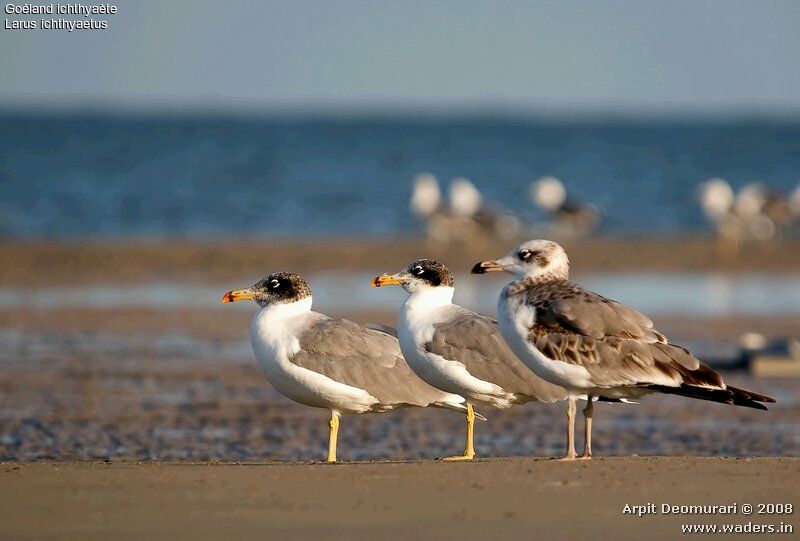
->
(525, 281), (724, 389)
(425, 306), (568, 403)
(291, 315), (455, 407)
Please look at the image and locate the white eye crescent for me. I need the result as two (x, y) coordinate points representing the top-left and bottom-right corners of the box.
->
(270, 279), (280, 288)
(414, 266), (423, 274)
(519, 250), (532, 260)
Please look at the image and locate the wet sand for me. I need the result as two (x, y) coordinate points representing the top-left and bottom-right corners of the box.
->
(1, 237), (797, 461)
(1, 458), (797, 541)
(3, 237), (800, 286)
(1, 303), (796, 462)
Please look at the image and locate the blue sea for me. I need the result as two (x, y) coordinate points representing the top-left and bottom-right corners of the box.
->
(2, 113), (799, 238)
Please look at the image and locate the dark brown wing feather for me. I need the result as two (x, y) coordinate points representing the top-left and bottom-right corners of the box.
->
(522, 280), (774, 407)
(531, 280), (665, 342)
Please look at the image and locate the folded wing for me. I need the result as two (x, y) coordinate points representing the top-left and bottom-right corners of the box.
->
(426, 306), (568, 404)
(524, 280), (774, 409)
(292, 316), (460, 409)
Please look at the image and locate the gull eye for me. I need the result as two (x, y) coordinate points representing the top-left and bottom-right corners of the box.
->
(518, 249), (532, 261)
(414, 266), (424, 275)
(269, 279), (280, 289)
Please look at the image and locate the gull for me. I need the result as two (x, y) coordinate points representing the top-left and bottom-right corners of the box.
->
(410, 172), (444, 223)
(222, 272), (470, 462)
(410, 172), (454, 248)
(529, 176), (600, 237)
(409, 173), (519, 247)
(697, 178), (794, 252)
(697, 177), (742, 255)
(473, 239), (775, 459)
(449, 177), (521, 242)
(371, 259), (569, 460)
(791, 184), (800, 217)
(698, 177), (736, 228)
(733, 183), (779, 242)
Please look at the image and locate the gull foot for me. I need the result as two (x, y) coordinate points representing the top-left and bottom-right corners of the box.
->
(441, 454), (475, 462)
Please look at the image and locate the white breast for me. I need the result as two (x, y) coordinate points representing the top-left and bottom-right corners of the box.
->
(497, 284), (593, 393)
(397, 291), (511, 407)
(249, 303), (379, 414)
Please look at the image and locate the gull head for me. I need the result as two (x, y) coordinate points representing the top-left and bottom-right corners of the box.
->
(472, 239), (569, 281)
(530, 176), (566, 211)
(697, 178), (734, 220)
(371, 258), (455, 294)
(222, 272), (312, 307)
(410, 173), (441, 218)
(448, 177), (482, 218)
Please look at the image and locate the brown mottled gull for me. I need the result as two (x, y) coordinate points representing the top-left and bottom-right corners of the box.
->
(473, 239), (775, 460)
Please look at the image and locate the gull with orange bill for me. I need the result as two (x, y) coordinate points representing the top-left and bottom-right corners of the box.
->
(222, 272), (470, 463)
(371, 259), (569, 460)
(472, 239), (776, 459)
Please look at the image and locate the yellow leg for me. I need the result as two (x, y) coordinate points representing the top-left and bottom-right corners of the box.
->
(443, 404), (476, 461)
(327, 411), (340, 463)
(579, 397), (593, 460)
(558, 397), (578, 461)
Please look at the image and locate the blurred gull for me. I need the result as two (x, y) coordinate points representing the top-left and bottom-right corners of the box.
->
(448, 177), (483, 219)
(697, 177), (740, 251)
(789, 184), (800, 238)
(410, 173), (451, 247)
(733, 183), (778, 242)
(697, 178), (790, 251)
(791, 184), (800, 216)
(449, 177), (521, 243)
(529, 176), (600, 237)
(697, 177), (735, 225)
(410, 173), (519, 247)
(409, 172), (442, 220)
(755, 185), (796, 233)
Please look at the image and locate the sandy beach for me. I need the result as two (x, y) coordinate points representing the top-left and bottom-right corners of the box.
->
(2, 458), (797, 541)
(1, 238), (798, 539)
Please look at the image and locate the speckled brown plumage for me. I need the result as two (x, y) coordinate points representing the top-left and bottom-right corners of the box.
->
(512, 278), (774, 409)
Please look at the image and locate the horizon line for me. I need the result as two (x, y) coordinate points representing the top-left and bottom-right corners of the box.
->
(2, 93), (800, 121)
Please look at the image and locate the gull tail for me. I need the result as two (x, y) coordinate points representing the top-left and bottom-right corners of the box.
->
(644, 384), (775, 411)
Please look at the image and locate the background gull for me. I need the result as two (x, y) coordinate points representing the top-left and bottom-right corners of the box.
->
(410, 173), (520, 247)
(529, 176), (601, 238)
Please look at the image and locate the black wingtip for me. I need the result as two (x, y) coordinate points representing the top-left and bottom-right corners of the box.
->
(644, 384), (775, 411)
(471, 262), (486, 274)
(727, 385), (776, 404)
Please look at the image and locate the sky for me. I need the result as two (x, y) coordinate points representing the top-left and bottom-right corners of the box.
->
(1, 0), (799, 113)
